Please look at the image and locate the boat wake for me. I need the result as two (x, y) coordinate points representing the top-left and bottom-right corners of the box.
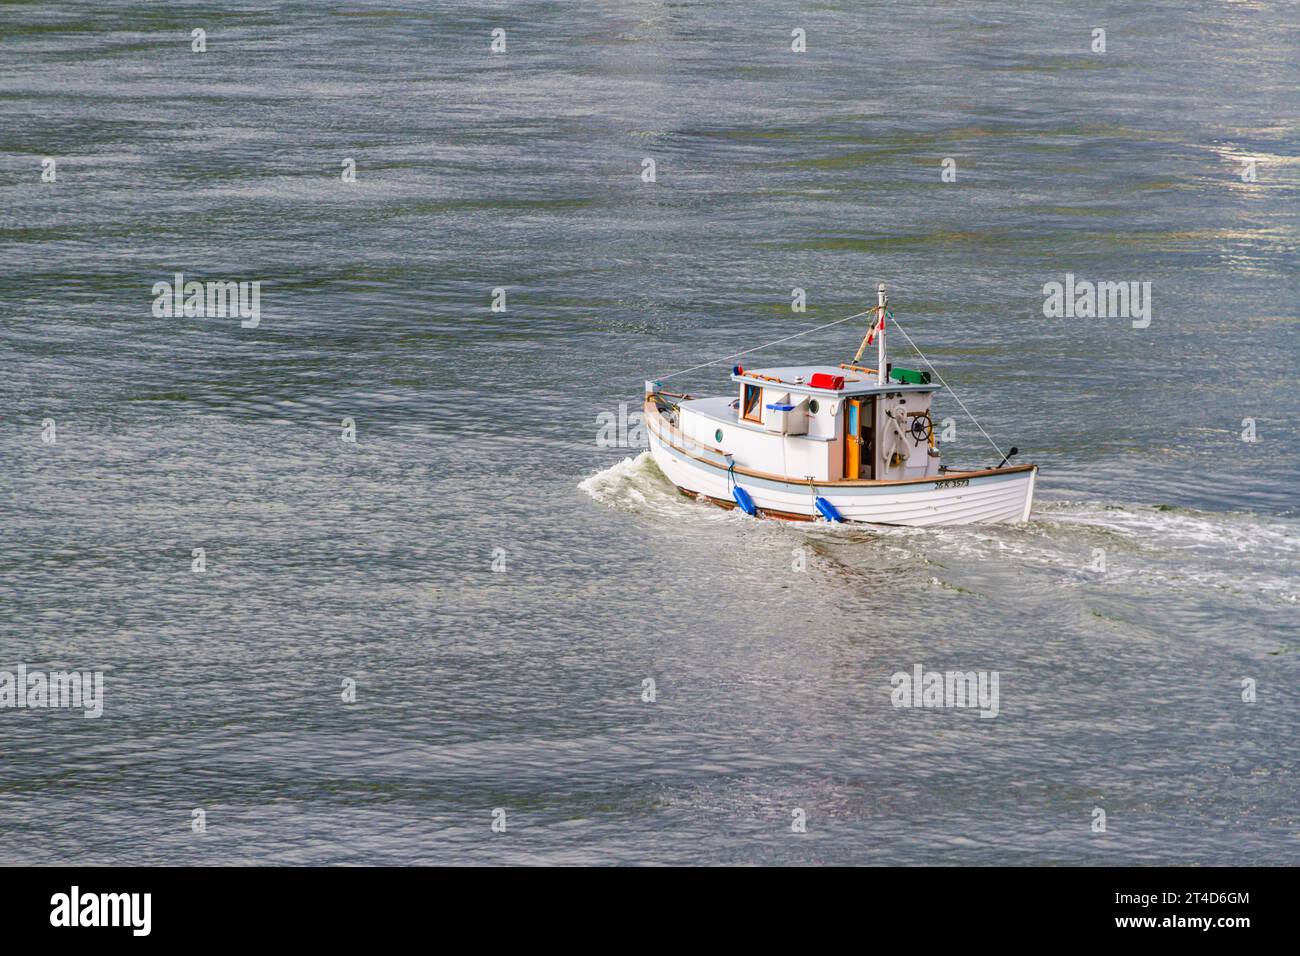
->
(579, 453), (1299, 607)
(999, 500), (1299, 606)
(578, 452), (736, 523)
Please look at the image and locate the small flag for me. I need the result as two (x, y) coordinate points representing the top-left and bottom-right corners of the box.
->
(866, 312), (884, 345)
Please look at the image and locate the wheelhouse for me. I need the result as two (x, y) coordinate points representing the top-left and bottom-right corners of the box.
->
(664, 363), (941, 484)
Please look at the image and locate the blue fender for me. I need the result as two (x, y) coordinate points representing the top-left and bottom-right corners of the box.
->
(815, 496), (844, 523)
(731, 485), (758, 516)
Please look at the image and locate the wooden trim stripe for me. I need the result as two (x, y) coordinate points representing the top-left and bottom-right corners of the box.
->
(677, 487), (817, 522)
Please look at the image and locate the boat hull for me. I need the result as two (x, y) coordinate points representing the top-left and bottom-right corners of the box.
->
(646, 403), (1035, 526)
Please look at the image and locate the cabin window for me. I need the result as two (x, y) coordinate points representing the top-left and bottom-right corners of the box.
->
(742, 384), (762, 422)
(715, 429), (723, 443)
(808, 399), (820, 414)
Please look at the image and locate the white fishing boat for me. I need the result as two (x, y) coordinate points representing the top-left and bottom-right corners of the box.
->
(644, 285), (1036, 526)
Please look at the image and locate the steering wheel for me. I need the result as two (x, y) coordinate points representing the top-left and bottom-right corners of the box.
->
(909, 414), (933, 446)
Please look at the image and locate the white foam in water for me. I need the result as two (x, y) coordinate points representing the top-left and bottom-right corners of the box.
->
(580, 457), (1299, 604)
(916, 503), (1297, 603)
(581, 452), (786, 530)
(579, 453), (685, 516)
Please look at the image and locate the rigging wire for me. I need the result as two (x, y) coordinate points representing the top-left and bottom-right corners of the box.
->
(652, 308), (878, 382)
(887, 317), (1006, 461)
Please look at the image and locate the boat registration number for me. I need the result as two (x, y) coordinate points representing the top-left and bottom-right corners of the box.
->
(934, 478), (969, 490)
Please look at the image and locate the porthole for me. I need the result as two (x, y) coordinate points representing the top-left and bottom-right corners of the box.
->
(715, 428), (724, 443)
(808, 399), (820, 414)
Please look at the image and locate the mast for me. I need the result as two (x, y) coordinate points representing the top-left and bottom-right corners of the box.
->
(849, 283), (891, 371)
(876, 283), (888, 386)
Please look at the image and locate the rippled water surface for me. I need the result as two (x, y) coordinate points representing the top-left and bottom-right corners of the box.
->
(1, 1), (1297, 864)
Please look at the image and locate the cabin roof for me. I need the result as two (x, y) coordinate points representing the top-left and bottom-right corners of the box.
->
(731, 365), (939, 397)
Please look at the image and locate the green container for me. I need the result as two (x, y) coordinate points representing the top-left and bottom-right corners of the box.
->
(889, 367), (931, 385)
